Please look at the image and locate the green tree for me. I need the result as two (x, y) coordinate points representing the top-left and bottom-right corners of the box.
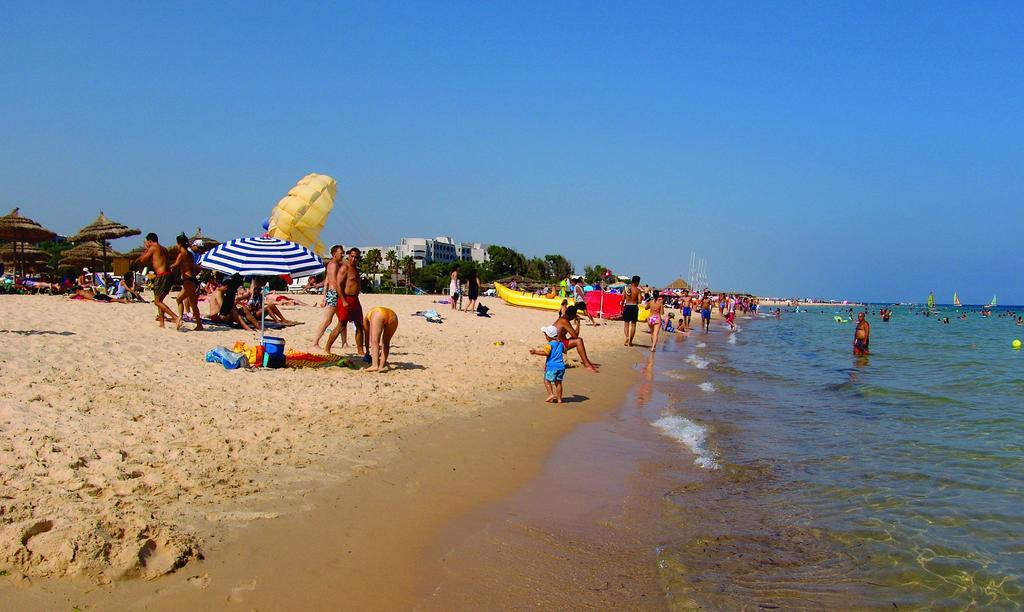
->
(526, 257), (547, 281)
(360, 248), (382, 276)
(583, 264), (609, 285)
(544, 254), (573, 281)
(384, 249), (399, 277)
(400, 256), (417, 288)
(413, 262), (452, 293)
(37, 240), (73, 276)
(484, 245), (527, 280)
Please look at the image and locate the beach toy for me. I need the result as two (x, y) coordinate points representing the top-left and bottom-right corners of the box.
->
(1013, 339), (1022, 350)
(266, 173), (336, 255)
(262, 336), (286, 368)
(205, 346), (248, 370)
(494, 341), (504, 346)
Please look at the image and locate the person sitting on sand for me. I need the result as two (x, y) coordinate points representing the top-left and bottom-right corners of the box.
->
(76, 267), (95, 293)
(110, 273), (146, 303)
(244, 277), (298, 328)
(530, 325), (566, 403)
(363, 306), (399, 372)
(554, 305), (599, 372)
(209, 274), (257, 330)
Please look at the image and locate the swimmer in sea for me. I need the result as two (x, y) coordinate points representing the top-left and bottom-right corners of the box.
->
(363, 306), (399, 372)
(853, 311), (870, 355)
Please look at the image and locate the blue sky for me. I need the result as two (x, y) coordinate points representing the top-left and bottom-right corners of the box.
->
(2, 2), (1021, 303)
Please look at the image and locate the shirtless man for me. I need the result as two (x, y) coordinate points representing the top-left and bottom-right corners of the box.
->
(854, 312), (870, 355)
(208, 274), (257, 330)
(136, 232), (179, 329)
(172, 234), (203, 331)
(312, 244), (344, 349)
(621, 275), (641, 346)
(325, 248), (364, 354)
(554, 306), (599, 372)
(680, 293), (693, 331)
(363, 306), (399, 372)
(700, 291), (713, 332)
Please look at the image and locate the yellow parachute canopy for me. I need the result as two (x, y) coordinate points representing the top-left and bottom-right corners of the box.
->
(267, 173), (337, 254)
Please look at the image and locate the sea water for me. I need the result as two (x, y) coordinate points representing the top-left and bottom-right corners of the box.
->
(653, 306), (1023, 608)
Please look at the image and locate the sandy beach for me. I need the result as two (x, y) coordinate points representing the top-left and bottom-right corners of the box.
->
(0, 290), (663, 607)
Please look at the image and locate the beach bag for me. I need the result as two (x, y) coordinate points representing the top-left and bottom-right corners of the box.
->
(476, 304), (490, 316)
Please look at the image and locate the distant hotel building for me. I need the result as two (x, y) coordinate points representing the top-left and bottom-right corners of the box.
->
(352, 236), (490, 268)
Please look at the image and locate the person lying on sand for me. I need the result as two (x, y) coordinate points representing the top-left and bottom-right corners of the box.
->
(363, 306), (398, 372)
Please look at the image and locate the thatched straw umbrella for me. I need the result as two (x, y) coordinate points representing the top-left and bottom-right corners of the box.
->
(189, 227), (220, 253)
(58, 241), (123, 272)
(1, 243), (50, 276)
(69, 212), (140, 272)
(0, 208), (58, 280)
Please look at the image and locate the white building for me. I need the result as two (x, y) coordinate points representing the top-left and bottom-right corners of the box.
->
(353, 237), (490, 268)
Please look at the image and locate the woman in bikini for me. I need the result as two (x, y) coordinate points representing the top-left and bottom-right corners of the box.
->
(363, 306), (399, 372)
(173, 234), (203, 331)
(647, 292), (666, 352)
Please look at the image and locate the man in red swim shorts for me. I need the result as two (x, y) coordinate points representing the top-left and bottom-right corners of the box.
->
(326, 248), (365, 354)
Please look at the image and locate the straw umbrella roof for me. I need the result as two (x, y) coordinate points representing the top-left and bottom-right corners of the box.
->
(0, 208), (57, 243)
(69, 211), (140, 243)
(664, 278), (690, 290)
(0, 243), (49, 263)
(189, 227), (220, 251)
(59, 241), (122, 262)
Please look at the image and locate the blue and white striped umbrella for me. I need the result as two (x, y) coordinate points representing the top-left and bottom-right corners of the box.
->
(197, 236), (325, 278)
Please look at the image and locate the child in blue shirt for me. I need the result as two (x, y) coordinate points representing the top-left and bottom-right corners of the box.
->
(530, 325), (566, 403)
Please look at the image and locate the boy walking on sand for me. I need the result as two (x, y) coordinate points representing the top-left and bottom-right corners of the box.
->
(530, 326), (566, 403)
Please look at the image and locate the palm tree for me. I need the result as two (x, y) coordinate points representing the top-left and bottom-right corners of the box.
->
(385, 249), (399, 277)
(400, 256), (417, 290)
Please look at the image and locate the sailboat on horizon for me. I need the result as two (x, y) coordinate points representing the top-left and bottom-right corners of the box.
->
(988, 295), (997, 309)
(953, 291), (961, 308)
(927, 291), (936, 312)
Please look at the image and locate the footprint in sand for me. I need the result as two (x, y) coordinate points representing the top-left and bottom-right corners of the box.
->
(187, 573), (211, 589)
(228, 578), (257, 603)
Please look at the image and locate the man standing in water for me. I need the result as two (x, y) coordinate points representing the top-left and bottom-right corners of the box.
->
(854, 311), (870, 355)
(700, 291), (713, 332)
(136, 232), (179, 329)
(313, 244), (344, 349)
(621, 275), (641, 346)
(326, 248), (364, 355)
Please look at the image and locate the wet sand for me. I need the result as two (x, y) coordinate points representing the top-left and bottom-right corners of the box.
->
(413, 341), (711, 610)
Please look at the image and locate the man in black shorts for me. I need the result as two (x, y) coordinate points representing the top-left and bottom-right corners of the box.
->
(621, 275), (641, 346)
